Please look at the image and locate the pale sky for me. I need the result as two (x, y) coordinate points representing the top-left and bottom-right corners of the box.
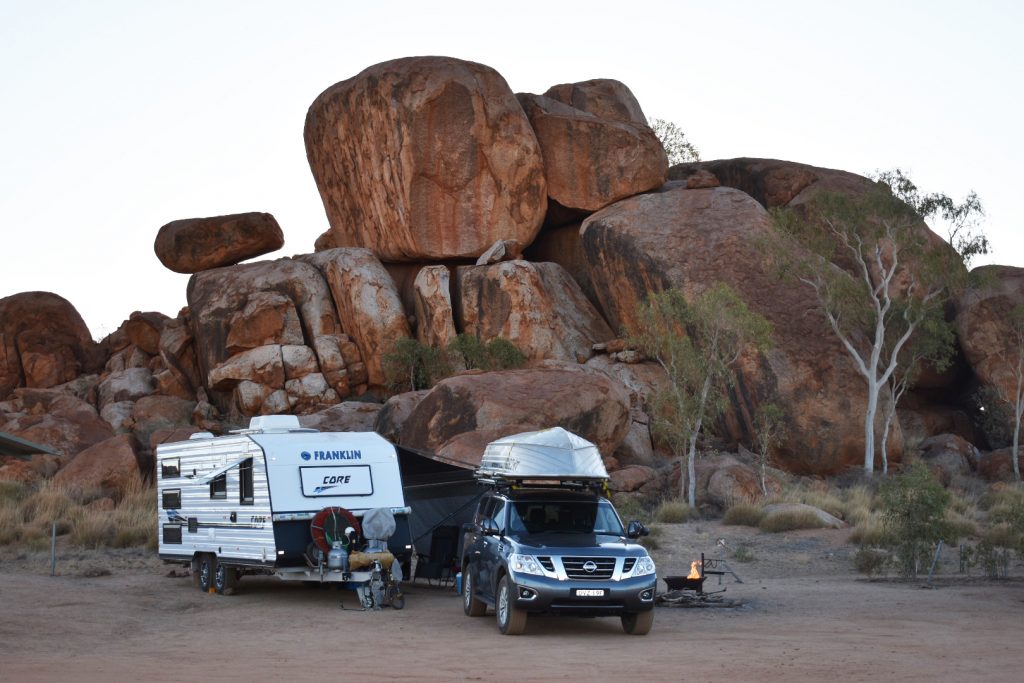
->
(2, 0), (1021, 339)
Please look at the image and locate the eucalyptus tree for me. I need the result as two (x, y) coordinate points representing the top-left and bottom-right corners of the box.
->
(630, 284), (772, 506)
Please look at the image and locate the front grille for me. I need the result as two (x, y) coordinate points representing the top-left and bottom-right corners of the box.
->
(538, 556), (555, 572)
(562, 556), (616, 580)
(622, 558), (636, 574)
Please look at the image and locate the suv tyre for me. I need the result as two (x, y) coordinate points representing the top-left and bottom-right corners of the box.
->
(496, 575), (528, 635)
(463, 567), (487, 617)
(621, 610), (654, 635)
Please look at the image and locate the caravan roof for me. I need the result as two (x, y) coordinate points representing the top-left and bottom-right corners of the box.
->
(476, 427), (608, 482)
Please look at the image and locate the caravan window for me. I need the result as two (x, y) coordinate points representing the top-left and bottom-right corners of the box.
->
(162, 489), (181, 508)
(210, 473), (227, 499)
(239, 458), (254, 505)
(161, 458), (180, 477)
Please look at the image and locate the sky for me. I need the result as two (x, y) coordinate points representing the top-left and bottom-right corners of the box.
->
(1, 0), (1021, 339)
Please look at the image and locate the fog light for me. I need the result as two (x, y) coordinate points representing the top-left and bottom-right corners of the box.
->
(519, 587), (537, 600)
(639, 589), (654, 601)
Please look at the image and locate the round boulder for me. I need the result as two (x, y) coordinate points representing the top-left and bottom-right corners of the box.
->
(305, 56), (547, 260)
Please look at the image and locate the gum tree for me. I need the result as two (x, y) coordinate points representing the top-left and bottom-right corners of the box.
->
(630, 284), (772, 507)
(648, 118), (700, 165)
(771, 180), (968, 474)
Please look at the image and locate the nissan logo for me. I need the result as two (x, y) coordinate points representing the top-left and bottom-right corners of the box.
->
(583, 561), (598, 573)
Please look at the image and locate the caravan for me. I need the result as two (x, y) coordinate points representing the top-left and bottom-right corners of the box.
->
(156, 415), (411, 605)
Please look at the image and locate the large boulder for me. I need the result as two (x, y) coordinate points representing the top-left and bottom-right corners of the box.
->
(225, 292), (304, 355)
(158, 312), (202, 397)
(581, 184), (897, 474)
(305, 56), (547, 260)
(154, 212), (284, 274)
(131, 395), (197, 448)
(920, 433), (978, 485)
(303, 249), (410, 391)
(124, 311), (169, 356)
(186, 257), (344, 407)
(522, 222), (599, 308)
(518, 86), (666, 213)
(457, 261), (613, 363)
(1, 390), (114, 459)
(977, 447), (1024, 482)
(53, 434), (141, 495)
(398, 363), (632, 467)
(955, 265), (1024, 409)
(374, 390), (430, 442)
(0, 292), (100, 399)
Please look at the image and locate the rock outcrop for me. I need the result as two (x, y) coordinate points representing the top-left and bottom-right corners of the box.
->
(154, 212), (284, 274)
(955, 265), (1024, 408)
(581, 184), (896, 474)
(52, 433), (141, 495)
(0, 292), (100, 400)
(412, 266), (458, 349)
(305, 56), (547, 260)
(458, 260), (613, 363)
(302, 248), (411, 391)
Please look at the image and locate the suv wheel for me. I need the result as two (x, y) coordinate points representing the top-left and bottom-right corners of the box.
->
(621, 610), (654, 635)
(463, 567), (486, 617)
(496, 575), (527, 635)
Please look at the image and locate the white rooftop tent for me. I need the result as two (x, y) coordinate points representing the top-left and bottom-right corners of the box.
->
(477, 427), (609, 481)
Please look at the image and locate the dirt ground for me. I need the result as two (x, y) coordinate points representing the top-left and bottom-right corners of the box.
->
(1, 522), (1021, 682)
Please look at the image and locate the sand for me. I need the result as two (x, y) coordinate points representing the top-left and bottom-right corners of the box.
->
(1, 522), (1020, 682)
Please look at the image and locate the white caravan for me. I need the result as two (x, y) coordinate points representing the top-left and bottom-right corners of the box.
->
(156, 415), (411, 598)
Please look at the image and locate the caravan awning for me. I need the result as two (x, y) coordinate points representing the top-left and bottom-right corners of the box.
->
(0, 431), (60, 458)
(197, 456), (250, 484)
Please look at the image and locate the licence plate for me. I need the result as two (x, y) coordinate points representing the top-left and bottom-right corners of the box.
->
(574, 589), (606, 597)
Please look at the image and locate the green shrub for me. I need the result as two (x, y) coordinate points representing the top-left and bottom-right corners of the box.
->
(382, 337), (449, 392)
(654, 500), (691, 523)
(731, 545), (755, 562)
(722, 503), (765, 527)
(447, 334), (527, 372)
(613, 495), (649, 523)
(878, 463), (953, 578)
(853, 547), (890, 577)
(758, 509), (828, 533)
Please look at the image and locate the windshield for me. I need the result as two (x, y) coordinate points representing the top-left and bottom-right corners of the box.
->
(508, 499), (624, 536)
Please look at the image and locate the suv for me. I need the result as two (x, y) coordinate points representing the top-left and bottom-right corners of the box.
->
(460, 487), (656, 635)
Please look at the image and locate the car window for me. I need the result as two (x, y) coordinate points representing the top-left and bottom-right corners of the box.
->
(508, 499), (624, 536)
(491, 498), (506, 534)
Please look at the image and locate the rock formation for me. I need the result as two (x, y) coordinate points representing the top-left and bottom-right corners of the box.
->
(305, 56), (547, 260)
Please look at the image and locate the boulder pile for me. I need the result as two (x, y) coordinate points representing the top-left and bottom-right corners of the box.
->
(3, 56), (1022, 503)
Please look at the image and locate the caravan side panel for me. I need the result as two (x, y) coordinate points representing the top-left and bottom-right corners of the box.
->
(156, 436), (276, 566)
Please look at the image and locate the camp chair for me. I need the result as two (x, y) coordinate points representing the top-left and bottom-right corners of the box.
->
(414, 525), (460, 586)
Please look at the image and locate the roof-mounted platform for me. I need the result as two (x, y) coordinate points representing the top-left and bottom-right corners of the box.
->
(229, 415), (318, 435)
(476, 427), (608, 485)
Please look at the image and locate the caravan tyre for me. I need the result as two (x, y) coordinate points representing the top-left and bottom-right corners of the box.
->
(215, 562), (238, 595)
(198, 554), (215, 593)
(462, 567), (486, 617)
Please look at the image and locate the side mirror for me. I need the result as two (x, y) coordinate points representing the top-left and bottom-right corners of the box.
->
(626, 520), (649, 539)
(481, 518), (500, 536)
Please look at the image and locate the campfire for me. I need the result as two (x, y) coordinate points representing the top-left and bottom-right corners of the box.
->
(663, 555), (707, 593)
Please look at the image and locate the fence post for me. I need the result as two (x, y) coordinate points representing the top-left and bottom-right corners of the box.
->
(926, 540), (944, 585)
(50, 521), (57, 576)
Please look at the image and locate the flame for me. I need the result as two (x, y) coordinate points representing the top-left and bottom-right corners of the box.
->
(687, 560), (701, 580)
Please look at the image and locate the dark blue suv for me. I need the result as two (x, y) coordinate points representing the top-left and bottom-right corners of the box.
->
(461, 487), (656, 635)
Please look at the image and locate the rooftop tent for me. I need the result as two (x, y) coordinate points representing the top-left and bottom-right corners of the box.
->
(477, 426), (609, 481)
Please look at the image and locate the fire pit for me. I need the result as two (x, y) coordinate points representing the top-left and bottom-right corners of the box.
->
(663, 554), (707, 593)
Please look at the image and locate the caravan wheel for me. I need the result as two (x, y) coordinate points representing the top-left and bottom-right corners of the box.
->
(215, 562), (238, 595)
(198, 554), (215, 593)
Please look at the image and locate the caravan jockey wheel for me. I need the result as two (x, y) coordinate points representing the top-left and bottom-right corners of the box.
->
(310, 506), (361, 555)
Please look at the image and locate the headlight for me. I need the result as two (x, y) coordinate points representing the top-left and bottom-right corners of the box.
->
(509, 554), (545, 576)
(629, 556), (656, 577)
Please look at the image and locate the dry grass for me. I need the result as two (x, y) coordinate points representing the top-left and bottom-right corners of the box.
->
(0, 477), (155, 551)
(759, 508), (829, 533)
(654, 500), (691, 524)
(850, 518), (889, 546)
(722, 503), (765, 527)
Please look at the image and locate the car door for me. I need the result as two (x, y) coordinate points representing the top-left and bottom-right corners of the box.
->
(479, 497), (506, 598)
(467, 495), (494, 599)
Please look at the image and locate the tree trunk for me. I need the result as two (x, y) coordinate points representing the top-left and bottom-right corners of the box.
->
(864, 379), (879, 474)
(686, 432), (698, 508)
(1013, 363), (1023, 483)
(759, 457), (768, 497)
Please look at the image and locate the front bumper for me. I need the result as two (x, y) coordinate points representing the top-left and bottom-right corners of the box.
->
(508, 571), (656, 615)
